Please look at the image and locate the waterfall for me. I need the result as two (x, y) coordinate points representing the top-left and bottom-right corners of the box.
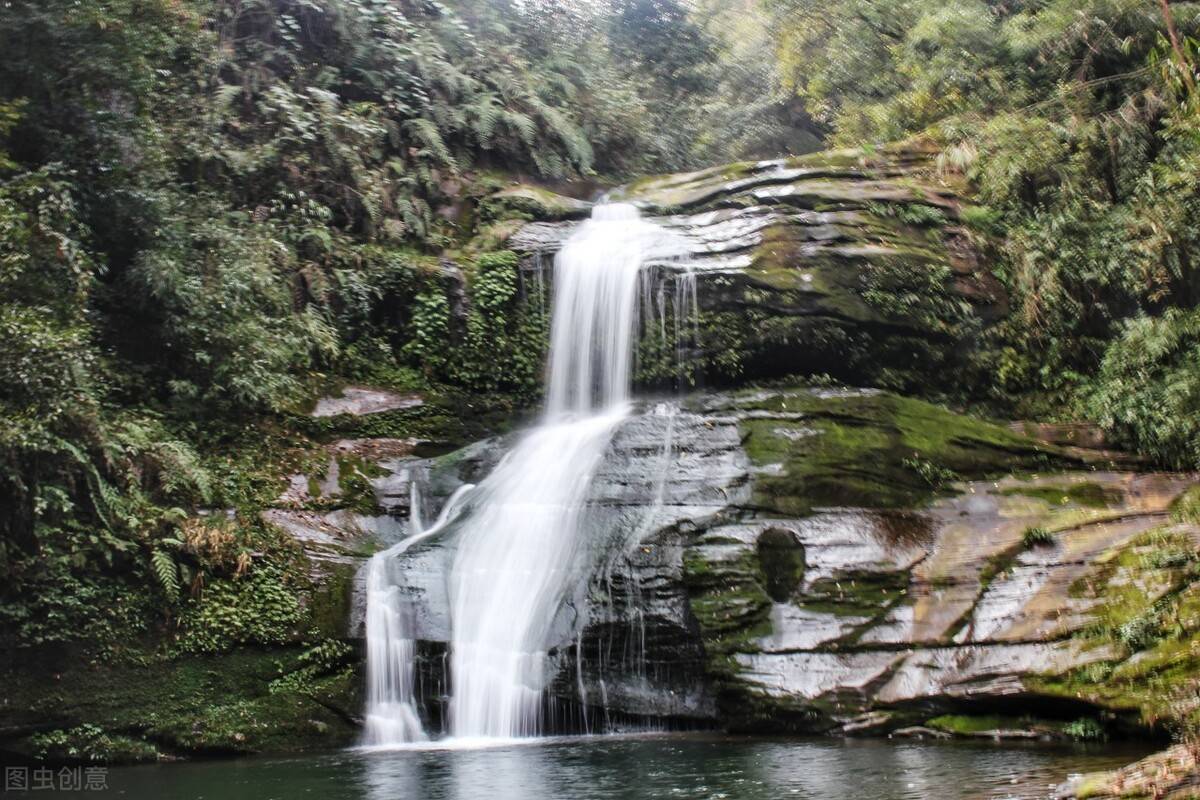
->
(361, 556), (428, 746)
(361, 485), (473, 747)
(448, 203), (685, 739)
(544, 203), (672, 415)
(446, 410), (628, 739)
(363, 203), (685, 744)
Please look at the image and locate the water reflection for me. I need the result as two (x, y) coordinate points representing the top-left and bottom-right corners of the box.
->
(44, 735), (1150, 800)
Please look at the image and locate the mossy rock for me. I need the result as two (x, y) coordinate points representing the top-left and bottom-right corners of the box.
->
(1029, 525), (1200, 729)
(481, 185), (592, 222)
(700, 387), (1066, 517)
(0, 645), (361, 761)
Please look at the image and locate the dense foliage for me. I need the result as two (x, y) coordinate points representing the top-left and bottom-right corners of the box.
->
(765, 0), (1200, 458)
(0, 0), (790, 644)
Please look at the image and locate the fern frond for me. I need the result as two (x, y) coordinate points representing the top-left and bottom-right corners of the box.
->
(501, 110), (537, 147)
(151, 548), (181, 601)
(404, 117), (456, 168)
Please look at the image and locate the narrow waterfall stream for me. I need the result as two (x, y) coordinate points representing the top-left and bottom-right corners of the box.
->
(363, 203), (686, 745)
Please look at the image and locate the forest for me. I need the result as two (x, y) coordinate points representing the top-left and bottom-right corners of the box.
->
(1, 0), (1199, 795)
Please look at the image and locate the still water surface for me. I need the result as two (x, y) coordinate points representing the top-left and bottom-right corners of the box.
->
(36, 734), (1149, 800)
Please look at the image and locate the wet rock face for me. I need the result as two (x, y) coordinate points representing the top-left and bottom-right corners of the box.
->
(503, 146), (1004, 393)
(756, 528), (805, 602)
(374, 404), (751, 728)
(359, 386), (1198, 736)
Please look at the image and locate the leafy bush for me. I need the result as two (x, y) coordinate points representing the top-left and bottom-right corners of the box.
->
(902, 456), (959, 489)
(1117, 603), (1167, 652)
(268, 639), (355, 696)
(176, 568), (303, 654)
(29, 724), (157, 764)
(127, 206), (339, 414)
(1085, 309), (1200, 468)
(454, 251), (548, 396)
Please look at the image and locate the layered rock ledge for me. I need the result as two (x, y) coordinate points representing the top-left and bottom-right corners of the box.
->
(502, 144), (1004, 392)
(364, 387), (1199, 738)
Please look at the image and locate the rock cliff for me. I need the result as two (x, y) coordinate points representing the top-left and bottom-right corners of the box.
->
(364, 387), (1199, 740)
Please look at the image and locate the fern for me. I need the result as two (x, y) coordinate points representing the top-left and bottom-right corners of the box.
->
(501, 109), (537, 147)
(470, 95), (501, 146)
(151, 548), (181, 602)
(404, 117), (456, 168)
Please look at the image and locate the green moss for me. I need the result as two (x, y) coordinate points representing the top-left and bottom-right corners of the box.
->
(1000, 482), (1122, 509)
(330, 453), (388, 514)
(784, 148), (874, 170)
(926, 714), (1065, 736)
(1029, 530), (1200, 730)
(1171, 484), (1200, 523)
(725, 389), (1062, 516)
(304, 562), (359, 639)
(682, 547), (773, 657)
(801, 571), (909, 620)
(0, 645), (360, 760)
(479, 185), (590, 222)
(610, 161), (757, 209)
(1071, 773), (1119, 800)
(298, 390), (522, 448)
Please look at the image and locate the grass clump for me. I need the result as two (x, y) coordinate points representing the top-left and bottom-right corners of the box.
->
(1021, 526), (1055, 549)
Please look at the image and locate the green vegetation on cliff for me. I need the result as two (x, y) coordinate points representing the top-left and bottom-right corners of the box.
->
(0, 0), (803, 759)
(764, 0), (1200, 454)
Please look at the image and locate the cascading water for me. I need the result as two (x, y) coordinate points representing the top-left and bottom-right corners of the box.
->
(363, 203), (686, 744)
(446, 411), (627, 739)
(361, 557), (427, 745)
(449, 204), (685, 740)
(362, 485), (473, 746)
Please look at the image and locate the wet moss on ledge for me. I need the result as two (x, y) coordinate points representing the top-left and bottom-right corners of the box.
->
(0, 645), (361, 762)
(711, 388), (1064, 516)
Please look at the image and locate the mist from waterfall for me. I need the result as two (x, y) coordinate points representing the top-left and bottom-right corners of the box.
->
(363, 203), (685, 744)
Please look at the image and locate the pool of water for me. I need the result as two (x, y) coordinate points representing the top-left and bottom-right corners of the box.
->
(31, 734), (1148, 800)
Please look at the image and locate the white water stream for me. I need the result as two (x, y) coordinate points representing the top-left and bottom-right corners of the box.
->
(363, 203), (686, 745)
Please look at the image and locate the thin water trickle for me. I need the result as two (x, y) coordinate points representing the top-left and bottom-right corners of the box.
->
(364, 203), (687, 744)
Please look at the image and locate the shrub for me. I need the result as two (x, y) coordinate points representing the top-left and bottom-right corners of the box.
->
(29, 724), (158, 764)
(1116, 604), (1166, 652)
(1085, 309), (1200, 469)
(175, 567), (303, 654)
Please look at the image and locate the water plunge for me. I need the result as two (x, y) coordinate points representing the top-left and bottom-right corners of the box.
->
(363, 203), (686, 744)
